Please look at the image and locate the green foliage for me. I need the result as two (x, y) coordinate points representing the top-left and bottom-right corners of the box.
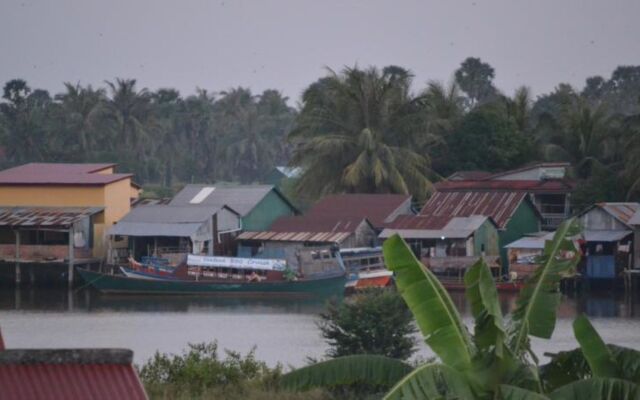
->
(280, 355), (412, 392)
(318, 288), (417, 360)
(139, 341), (279, 397)
(572, 315), (618, 378)
(384, 363), (475, 400)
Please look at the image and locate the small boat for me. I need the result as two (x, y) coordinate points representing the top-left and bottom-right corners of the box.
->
(344, 269), (394, 295)
(78, 254), (346, 296)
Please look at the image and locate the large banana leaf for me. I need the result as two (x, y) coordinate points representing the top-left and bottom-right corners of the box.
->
(549, 378), (640, 400)
(383, 234), (474, 370)
(573, 315), (618, 378)
(279, 354), (412, 391)
(384, 363), (475, 400)
(464, 257), (506, 356)
(510, 218), (581, 355)
(541, 344), (640, 391)
(499, 385), (549, 400)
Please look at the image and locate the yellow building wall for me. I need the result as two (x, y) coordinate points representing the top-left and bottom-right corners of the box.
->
(0, 179), (134, 259)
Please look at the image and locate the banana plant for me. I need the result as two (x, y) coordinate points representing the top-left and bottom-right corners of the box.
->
(280, 218), (640, 399)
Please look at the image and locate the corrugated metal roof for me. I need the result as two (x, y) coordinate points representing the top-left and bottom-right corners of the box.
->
(0, 349), (147, 400)
(110, 222), (205, 237)
(0, 207), (104, 227)
(419, 191), (529, 229)
(237, 231), (351, 243)
(0, 163), (133, 186)
(269, 215), (369, 234)
(305, 194), (412, 228)
(119, 205), (223, 224)
(169, 184), (289, 216)
(630, 210), (640, 226)
(595, 203), (640, 226)
(584, 230), (632, 242)
(435, 179), (574, 194)
(381, 215), (492, 239)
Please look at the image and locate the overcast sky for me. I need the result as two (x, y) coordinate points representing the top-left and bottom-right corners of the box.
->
(2, 0), (640, 103)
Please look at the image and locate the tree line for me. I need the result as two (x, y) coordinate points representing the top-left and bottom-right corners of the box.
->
(1, 57), (639, 208)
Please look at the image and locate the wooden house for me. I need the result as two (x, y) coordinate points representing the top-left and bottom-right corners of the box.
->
(380, 215), (501, 275)
(442, 163), (574, 230)
(418, 190), (542, 272)
(577, 203), (639, 279)
(109, 204), (241, 264)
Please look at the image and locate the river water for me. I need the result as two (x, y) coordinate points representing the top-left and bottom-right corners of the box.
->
(0, 287), (639, 367)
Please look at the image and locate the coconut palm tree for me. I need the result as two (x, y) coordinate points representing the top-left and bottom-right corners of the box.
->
(289, 66), (433, 201)
(102, 79), (154, 159)
(541, 96), (620, 179)
(54, 82), (105, 155)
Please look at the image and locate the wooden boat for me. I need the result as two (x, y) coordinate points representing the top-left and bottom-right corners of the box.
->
(78, 254), (346, 296)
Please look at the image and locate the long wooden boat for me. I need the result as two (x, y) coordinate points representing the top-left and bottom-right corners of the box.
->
(77, 269), (345, 296)
(78, 253), (346, 296)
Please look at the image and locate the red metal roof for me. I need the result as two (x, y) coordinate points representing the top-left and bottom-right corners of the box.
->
(0, 163), (132, 186)
(305, 194), (412, 228)
(0, 349), (147, 400)
(419, 191), (529, 229)
(434, 179), (575, 194)
(270, 215), (368, 234)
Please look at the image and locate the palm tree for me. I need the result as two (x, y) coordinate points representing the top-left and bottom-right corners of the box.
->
(289, 66), (433, 201)
(504, 86), (533, 134)
(54, 82), (105, 155)
(540, 95), (619, 179)
(102, 79), (154, 159)
(281, 219), (640, 398)
(621, 105), (640, 199)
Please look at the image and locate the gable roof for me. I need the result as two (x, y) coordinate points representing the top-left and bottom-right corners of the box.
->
(419, 191), (536, 229)
(447, 171), (492, 181)
(305, 194), (412, 228)
(169, 184), (296, 216)
(270, 215), (372, 234)
(480, 162), (570, 181)
(580, 202), (640, 228)
(0, 163), (132, 186)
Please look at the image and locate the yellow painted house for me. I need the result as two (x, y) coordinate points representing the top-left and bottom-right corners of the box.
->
(0, 163), (140, 258)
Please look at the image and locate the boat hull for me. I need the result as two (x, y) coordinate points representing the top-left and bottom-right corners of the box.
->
(78, 269), (345, 297)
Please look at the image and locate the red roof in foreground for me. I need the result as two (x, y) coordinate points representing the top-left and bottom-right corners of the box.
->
(419, 191), (530, 229)
(435, 179), (574, 193)
(0, 163), (132, 186)
(306, 194), (412, 228)
(270, 215), (369, 234)
(0, 349), (147, 400)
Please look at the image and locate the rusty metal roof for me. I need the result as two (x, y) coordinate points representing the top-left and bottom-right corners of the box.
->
(305, 194), (412, 228)
(0, 163), (133, 186)
(0, 207), (104, 227)
(237, 230), (352, 244)
(269, 215), (371, 234)
(435, 179), (575, 194)
(419, 191), (531, 229)
(594, 203), (640, 226)
(0, 349), (147, 400)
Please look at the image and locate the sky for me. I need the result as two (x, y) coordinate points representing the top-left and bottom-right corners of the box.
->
(2, 0), (640, 104)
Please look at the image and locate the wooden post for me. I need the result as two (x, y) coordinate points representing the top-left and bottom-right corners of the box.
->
(14, 230), (20, 286)
(68, 226), (75, 288)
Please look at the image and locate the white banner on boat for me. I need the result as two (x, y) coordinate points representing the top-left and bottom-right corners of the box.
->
(187, 254), (286, 271)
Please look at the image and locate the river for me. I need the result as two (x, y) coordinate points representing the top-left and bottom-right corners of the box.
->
(0, 287), (639, 367)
